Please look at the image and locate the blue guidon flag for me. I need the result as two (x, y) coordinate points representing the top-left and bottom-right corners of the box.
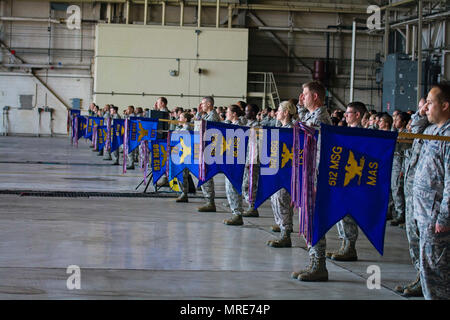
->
(197, 121), (248, 194)
(111, 119), (125, 153)
(168, 130), (200, 181)
(72, 115), (86, 142)
(85, 116), (104, 140)
(312, 124), (398, 255)
(151, 139), (169, 185)
(252, 126), (295, 209)
(128, 118), (158, 153)
(97, 125), (108, 151)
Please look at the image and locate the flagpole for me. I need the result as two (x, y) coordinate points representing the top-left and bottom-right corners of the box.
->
(249, 125), (450, 143)
(397, 131), (450, 142)
(158, 118), (195, 127)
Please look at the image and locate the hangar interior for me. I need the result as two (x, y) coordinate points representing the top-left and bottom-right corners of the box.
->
(0, 0), (449, 300)
(1, 0), (449, 135)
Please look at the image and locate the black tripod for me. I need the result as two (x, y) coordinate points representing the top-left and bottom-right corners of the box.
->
(135, 171), (159, 193)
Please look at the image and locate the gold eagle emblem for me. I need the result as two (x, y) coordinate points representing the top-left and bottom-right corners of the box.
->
(179, 137), (191, 164)
(137, 121), (149, 142)
(281, 143), (293, 168)
(344, 151), (365, 186)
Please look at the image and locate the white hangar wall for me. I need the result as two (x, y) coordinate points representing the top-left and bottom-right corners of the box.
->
(93, 24), (248, 110)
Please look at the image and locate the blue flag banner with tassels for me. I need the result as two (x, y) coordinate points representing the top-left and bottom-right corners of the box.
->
(312, 124), (398, 255)
(71, 115), (86, 143)
(151, 139), (169, 185)
(85, 117), (104, 140)
(128, 118), (158, 153)
(197, 121), (248, 194)
(168, 130), (200, 181)
(252, 126), (295, 209)
(97, 125), (108, 151)
(111, 119), (125, 153)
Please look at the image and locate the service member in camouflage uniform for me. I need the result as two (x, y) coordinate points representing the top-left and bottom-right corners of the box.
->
(124, 105), (136, 170)
(223, 105), (246, 226)
(236, 101), (248, 126)
(102, 105), (112, 160)
(90, 105), (101, 151)
(390, 112), (412, 227)
(242, 103), (261, 217)
(291, 81), (332, 282)
(198, 96), (221, 212)
(266, 101), (297, 247)
(394, 99), (428, 297)
(104, 106), (121, 164)
(412, 83), (450, 300)
(297, 93), (309, 121)
(325, 101), (367, 262)
(110, 106), (122, 165)
(96, 105), (110, 156)
(175, 111), (194, 203)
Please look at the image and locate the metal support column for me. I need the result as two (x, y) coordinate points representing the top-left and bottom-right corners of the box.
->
(198, 0), (201, 28)
(384, 8), (390, 59)
(144, 0), (148, 25)
(228, 4), (232, 29)
(180, 1), (184, 27)
(417, 0), (423, 104)
(350, 19), (356, 103)
(162, 1), (166, 26)
(216, 0), (220, 28)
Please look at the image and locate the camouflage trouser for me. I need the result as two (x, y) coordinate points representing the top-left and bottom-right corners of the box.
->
(134, 146), (140, 163)
(242, 165), (259, 210)
(414, 188), (450, 300)
(307, 237), (327, 259)
(103, 146), (112, 160)
(111, 148), (120, 164)
(180, 168), (190, 198)
(201, 178), (215, 205)
(337, 215), (359, 242)
(270, 188), (293, 232)
(127, 149), (137, 168)
(404, 173), (420, 272)
(391, 169), (405, 221)
(225, 178), (243, 216)
(387, 191), (395, 219)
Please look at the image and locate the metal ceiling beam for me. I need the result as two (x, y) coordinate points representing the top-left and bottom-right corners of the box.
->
(390, 10), (450, 29)
(247, 12), (346, 109)
(131, 0), (369, 14)
(257, 26), (383, 36)
(247, 12), (312, 73)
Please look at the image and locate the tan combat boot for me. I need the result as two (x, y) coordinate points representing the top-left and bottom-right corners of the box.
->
(298, 256), (328, 281)
(175, 194), (188, 203)
(267, 230), (292, 248)
(198, 202), (216, 212)
(271, 225), (281, 232)
(394, 273), (421, 293)
(291, 257), (314, 279)
(402, 275), (423, 297)
(223, 214), (243, 226)
(326, 239), (345, 259)
(156, 176), (169, 187)
(331, 240), (358, 261)
(242, 208), (259, 217)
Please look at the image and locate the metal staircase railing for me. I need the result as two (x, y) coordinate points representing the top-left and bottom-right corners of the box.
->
(247, 72), (280, 109)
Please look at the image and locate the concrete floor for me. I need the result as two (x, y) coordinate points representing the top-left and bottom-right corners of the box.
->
(0, 136), (422, 300)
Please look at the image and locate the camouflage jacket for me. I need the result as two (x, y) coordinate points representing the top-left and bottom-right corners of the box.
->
(413, 119), (450, 227)
(300, 105), (332, 127)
